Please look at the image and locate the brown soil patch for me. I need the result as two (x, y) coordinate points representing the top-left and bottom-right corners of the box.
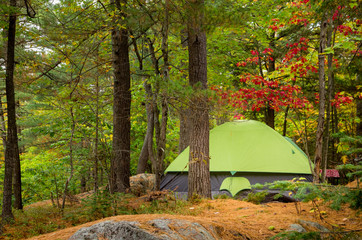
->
(26, 199), (361, 240)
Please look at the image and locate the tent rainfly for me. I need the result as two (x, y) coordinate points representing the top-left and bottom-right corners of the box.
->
(160, 120), (313, 197)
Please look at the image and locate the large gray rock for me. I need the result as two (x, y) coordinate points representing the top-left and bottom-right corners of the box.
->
(68, 219), (221, 240)
(68, 221), (162, 240)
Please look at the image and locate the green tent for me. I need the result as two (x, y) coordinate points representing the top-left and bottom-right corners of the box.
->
(160, 120), (312, 197)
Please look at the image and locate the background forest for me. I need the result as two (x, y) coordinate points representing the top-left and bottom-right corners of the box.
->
(0, 0), (360, 216)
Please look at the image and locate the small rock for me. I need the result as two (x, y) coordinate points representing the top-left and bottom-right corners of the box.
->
(298, 219), (330, 232)
(287, 224), (306, 233)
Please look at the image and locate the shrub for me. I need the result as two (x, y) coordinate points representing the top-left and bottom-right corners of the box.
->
(243, 190), (269, 204)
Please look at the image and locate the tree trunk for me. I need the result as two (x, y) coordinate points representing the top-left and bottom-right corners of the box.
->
(2, 0), (20, 221)
(61, 108), (75, 210)
(357, 73), (361, 153)
(153, 3), (170, 189)
(137, 82), (155, 174)
(265, 107), (275, 129)
(187, 0), (211, 199)
(178, 29), (190, 154)
(154, 98), (167, 189)
(142, 15), (170, 188)
(13, 101), (22, 210)
(80, 175), (86, 193)
(179, 108), (192, 153)
(93, 73), (99, 192)
(322, 23), (335, 183)
(0, 97), (6, 150)
(133, 40), (150, 174)
(265, 36), (275, 129)
(110, 0), (131, 193)
(282, 107), (289, 136)
(313, 16), (328, 183)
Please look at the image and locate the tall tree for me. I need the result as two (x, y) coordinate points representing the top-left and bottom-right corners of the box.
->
(187, 0), (211, 199)
(314, 13), (328, 183)
(2, 0), (22, 221)
(110, 0), (131, 193)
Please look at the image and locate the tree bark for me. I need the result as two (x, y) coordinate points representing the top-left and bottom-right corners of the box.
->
(265, 107), (275, 129)
(110, 0), (131, 193)
(282, 107), (289, 136)
(179, 108), (191, 153)
(313, 16), (328, 183)
(61, 107), (75, 210)
(178, 30), (191, 154)
(0, 97), (6, 150)
(93, 71), (99, 192)
(265, 36), (275, 129)
(187, 0), (211, 199)
(322, 22), (335, 183)
(137, 82), (155, 174)
(356, 73), (361, 155)
(153, 3), (170, 189)
(2, 0), (21, 222)
(141, 15), (170, 188)
(13, 101), (22, 210)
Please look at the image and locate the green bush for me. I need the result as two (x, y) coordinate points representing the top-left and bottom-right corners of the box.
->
(213, 193), (232, 199)
(261, 179), (362, 211)
(270, 231), (322, 240)
(243, 190), (269, 204)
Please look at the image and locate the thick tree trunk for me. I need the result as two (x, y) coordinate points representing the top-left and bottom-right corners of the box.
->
(179, 108), (191, 153)
(314, 16), (328, 183)
(2, 0), (21, 221)
(187, 0), (211, 199)
(265, 107), (275, 129)
(110, 0), (131, 193)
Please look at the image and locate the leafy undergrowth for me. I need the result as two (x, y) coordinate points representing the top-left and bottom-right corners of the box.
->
(0, 190), (196, 240)
(1, 187), (361, 240)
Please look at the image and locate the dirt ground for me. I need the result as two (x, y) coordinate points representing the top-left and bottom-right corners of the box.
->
(26, 198), (361, 240)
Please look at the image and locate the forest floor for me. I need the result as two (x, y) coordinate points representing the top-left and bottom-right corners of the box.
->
(26, 199), (361, 240)
(1, 182), (361, 240)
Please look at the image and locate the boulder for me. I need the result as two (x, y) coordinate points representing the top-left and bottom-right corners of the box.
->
(68, 221), (162, 240)
(130, 173), (156, 196)
(68, 219), (222, 240)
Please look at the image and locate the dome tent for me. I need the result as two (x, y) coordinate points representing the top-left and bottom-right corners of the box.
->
(160, 120), (313, 197)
